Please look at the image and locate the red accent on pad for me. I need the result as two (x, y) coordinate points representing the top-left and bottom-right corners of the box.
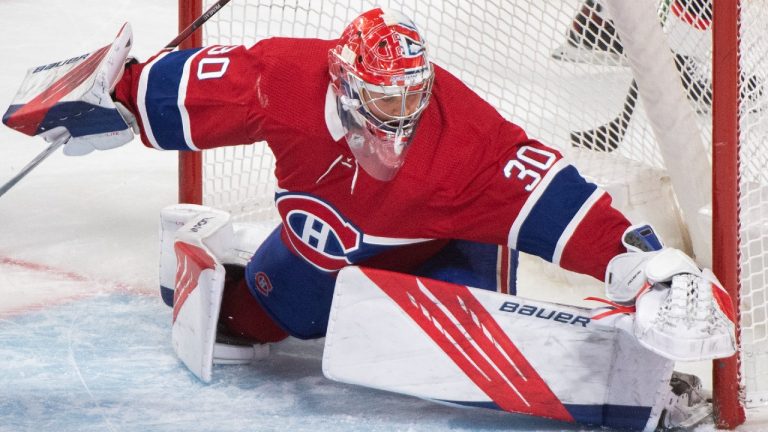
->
(584, 296), (636, 320)
(173, 242), (217, 323)
(711, 283), (737, 324)
(362, 268), (573, 422)
(4, 46), (110, 136)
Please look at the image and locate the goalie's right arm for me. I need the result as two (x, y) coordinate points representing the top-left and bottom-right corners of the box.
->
(112, 44), (263, 152)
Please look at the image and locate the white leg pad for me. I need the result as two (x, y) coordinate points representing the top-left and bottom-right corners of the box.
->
(166, 206), (273, 382)
(171, 240), (224, 383)
(171, 208), (233, 383)
(324, 266), (674, 431)
(160, 204), (273, 306)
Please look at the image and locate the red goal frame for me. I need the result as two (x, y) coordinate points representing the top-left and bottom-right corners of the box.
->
(178, 0), (204, 204)
(711, 0), (744, 428)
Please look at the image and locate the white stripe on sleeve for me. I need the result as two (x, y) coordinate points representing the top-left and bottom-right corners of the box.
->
(551, 188), (606, 266)
(506, 159), (568, 250)
(178, 49), (208, 151)
(136, 52), (169, 150)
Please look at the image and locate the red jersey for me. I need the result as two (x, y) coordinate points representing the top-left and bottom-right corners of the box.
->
(114, 38), (630, 280)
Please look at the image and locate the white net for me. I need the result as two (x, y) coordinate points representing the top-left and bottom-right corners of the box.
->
(195, 0), (768, 409)
(199, 0), (681, 223)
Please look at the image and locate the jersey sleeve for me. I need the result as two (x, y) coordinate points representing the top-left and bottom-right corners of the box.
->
(113, 45), (264, 151)
(450, 121), (630, 281)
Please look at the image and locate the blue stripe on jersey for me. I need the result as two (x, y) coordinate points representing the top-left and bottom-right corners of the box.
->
(144, 48), (201, 150)
(414, 241), (517, 294)
(517, 165), (597, 262)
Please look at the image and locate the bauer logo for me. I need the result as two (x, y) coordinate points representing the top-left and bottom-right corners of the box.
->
(499, 301), (591, 327)
(33, 54), (90, 73)
(276, 193), (361, 272)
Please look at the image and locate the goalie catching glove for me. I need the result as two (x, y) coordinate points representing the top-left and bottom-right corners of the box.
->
(603, 224), (737, 361)
(3, 23), (137, 155)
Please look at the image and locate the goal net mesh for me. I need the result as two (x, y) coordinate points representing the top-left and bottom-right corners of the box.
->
(194, 0), (768, 410)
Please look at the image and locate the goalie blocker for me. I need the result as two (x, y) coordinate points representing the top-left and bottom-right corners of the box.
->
(2, 23), (138, 155)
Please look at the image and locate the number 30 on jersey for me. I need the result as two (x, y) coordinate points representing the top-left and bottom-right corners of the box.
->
(503, 146), (556, 192)
(197, 45), (238, 80)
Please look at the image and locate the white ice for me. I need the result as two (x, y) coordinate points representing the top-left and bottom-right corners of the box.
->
(1, 1), (767, 431)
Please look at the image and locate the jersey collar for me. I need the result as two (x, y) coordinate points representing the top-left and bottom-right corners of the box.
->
(324, 84), (345, 142)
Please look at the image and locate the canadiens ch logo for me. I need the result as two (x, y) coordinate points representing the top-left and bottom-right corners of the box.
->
(254, 272), (273, 296)
(275, 193), (362, 272)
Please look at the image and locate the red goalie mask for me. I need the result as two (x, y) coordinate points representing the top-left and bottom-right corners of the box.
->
(329, 8), (434, 180)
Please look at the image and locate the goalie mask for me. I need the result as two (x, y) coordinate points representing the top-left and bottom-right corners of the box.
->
(329, 8), (434, 181)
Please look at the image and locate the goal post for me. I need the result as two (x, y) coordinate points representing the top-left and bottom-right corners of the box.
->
(712, 0), (745, 427)
(176, 0), (768, 427)
(178, 0), (203, 205)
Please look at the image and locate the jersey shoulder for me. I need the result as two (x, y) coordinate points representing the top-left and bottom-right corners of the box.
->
(251, 37), (337, 86)
(249, 38), (338, 134)
(430, 65), (507, 126)
(429, 64), (530, 158)
(422, 64), (536, 189)
(253, 37), (337, 63)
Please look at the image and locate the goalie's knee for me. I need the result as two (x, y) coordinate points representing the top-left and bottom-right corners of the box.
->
(219, 265), (289, 344)
(162, 206), (284, 382)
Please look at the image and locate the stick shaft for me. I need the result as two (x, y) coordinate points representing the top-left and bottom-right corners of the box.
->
(164, 0), (231, 51)
(0, 136), (68, 198)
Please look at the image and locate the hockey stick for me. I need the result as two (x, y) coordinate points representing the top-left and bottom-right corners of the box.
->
(0, 0), (232, 198)
(0, 135), (69, 198)
(570, 79), (638, 152)
(165, 0), (232, 51)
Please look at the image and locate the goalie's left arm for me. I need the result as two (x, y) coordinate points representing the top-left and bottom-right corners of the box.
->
(603, 224), (737, 361)
(447, 124), (633, 282)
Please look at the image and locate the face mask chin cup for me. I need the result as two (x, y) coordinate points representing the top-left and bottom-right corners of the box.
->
(344, 124), (412, 181)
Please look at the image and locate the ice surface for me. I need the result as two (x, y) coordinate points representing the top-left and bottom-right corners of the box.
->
(0, 263), (585, 432)
(1, 1), (767, 431)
